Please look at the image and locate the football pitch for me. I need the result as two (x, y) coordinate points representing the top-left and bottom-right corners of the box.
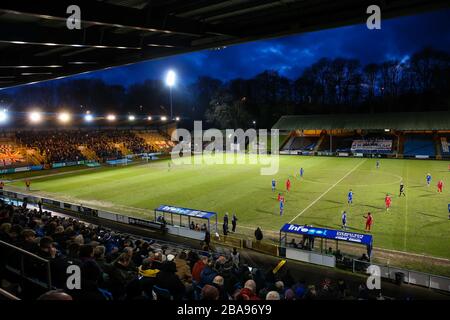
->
(7, 155), (450, 262)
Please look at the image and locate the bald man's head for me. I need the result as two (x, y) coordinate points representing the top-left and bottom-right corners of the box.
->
(38, 290), (73, 301)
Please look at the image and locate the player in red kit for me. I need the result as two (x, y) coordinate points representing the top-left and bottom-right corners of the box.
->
(385, 194), (391, 211)
(437, 180), (443, 193)
(364, 212), (373, 232)
(286, 178), (291, 192)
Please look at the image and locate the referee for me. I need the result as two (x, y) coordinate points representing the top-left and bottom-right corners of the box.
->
(399, 182), (406, 197)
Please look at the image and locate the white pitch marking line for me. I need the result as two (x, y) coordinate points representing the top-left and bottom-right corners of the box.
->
(289, 159), (367, 223)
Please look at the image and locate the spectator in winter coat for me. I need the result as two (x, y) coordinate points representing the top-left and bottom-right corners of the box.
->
(235, 280), (260, 300)
(200, 260), (218, 286)
(175, 252), (192, 286)
(192, 256), (208, 283)
(155, 260), (186, 300)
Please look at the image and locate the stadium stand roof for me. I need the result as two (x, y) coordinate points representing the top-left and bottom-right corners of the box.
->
(272, 112), (450, 131)
(0, 0), (449, 89)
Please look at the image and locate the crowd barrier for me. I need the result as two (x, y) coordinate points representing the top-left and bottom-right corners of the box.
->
(352, 259), (450, 293)
(0, 190), (206, 242)
(0, 160), (98, 175)
(106, 158), (133, 165)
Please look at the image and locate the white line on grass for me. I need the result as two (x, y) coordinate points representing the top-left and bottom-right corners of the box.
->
(288, 159), (367, 224)
(403, 165), (409, 251)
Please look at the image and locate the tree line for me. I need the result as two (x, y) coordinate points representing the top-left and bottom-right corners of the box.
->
(0, 47), (448, 129)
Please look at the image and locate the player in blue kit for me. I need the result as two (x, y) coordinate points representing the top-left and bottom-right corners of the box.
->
(272, 178), (276, 191)
(426, 173), (432, 187)
(300, 168), (304, 178)
(279, 198), (284, 216)
(348, 189), (353, 205)
(341, 211), (347, 230)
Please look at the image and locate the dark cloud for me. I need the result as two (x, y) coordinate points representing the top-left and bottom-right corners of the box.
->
(3, 8), (450, 91)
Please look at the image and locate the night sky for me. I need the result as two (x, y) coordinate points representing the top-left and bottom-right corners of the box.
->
(3, 8), (450, 92)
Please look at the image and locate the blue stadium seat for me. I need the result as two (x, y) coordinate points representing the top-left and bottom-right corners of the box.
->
(152, 286), (173, 300)
(404, 135), (435, 157)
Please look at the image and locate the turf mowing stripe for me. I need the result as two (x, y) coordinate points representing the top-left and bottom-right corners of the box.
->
(288, 158), (367, 224)
(404, 164), (409, 251)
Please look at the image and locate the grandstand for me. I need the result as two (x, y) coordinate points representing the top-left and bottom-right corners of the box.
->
(0, 0), (449, 306)
(274, 112), (450, 159)
(0, 129), (173, 170)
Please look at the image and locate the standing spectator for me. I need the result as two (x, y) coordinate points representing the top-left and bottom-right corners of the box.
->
(223, 213), (229, 235)
(254, 227), (263, 241)
(231, 213), (238, 232)
(204, 230), (211, 248)
(230, 247), (240, 268)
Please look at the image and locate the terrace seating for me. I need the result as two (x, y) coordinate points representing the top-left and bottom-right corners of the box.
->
(318, 136), (354, 152)
(0, 144), (25, 167)
(136, 131), (174, 152)
(14, 130), (160, 164)
(284, 136), (319, 151)
(403, 135), (436, 157)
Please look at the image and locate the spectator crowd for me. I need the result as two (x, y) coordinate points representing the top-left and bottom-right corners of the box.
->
(15, 130), (155, 164)
(0, 199), (388, 301)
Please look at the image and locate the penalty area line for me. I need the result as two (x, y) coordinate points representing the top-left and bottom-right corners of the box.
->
(288, 159), (367, 224)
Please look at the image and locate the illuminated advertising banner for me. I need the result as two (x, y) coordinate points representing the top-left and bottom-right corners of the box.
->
(156, 205), (216, 219)
(280, 223), (373, 246)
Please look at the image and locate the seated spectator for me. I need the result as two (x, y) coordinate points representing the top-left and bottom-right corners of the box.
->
(212, 275), (229, 300)
(175, 251), (192, 286)
(289, 238), (297, 248)
(19, 229), (38, 253)
(138, 258), (159, 299)
(284, 288), (296, 301)
(38, 290), (73, 301)
(37, 236), (57, 260)
(103, 252), (135, 300)
(192, 256), (208, 283)
(201, 284), (219, 300)
(235, 280), (260, 300)
(266, 291), (280, 300)
(155, 258), (186, 300)
(200, 259), (218, 286)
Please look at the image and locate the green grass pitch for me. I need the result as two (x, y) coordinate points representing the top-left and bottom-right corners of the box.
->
(8, 155), (450, 261)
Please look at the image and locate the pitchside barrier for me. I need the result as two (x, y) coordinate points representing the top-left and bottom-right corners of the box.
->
(352, 259), (450, 292)
(0, 160), (97, 175)
(0, 190), (215, 243)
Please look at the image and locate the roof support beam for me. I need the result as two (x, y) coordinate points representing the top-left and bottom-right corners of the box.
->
(0, 0), (235, 37)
